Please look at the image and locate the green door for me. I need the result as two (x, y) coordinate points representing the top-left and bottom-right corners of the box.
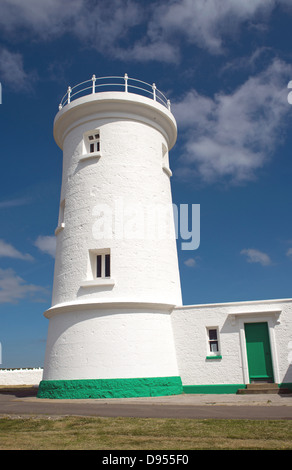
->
(244, 322), (274, 382)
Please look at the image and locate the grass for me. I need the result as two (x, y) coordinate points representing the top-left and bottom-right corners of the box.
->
(0, 415), (292, 450)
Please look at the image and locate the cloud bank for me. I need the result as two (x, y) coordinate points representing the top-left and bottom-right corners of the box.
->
(173, 58), (292, 184)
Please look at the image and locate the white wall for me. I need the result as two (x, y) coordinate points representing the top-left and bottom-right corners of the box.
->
(172, 299), (292, 386)
(0, 368), (43, 386)
(43, 305), (179, 381)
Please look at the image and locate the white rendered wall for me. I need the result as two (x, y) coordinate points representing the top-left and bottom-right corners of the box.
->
(43, 305), (179, 381)
(172, 299), (292, 386)
(0, 368), (43, 386)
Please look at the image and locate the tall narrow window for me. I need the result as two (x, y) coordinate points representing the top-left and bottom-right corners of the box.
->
(207, 328), (219, 354)
(96, 255), (102, 278)
(105, 253), (111, 278)
(162, 143), (172, 176)
(95, 252), (110, 279)
(55, 199), (65, 235)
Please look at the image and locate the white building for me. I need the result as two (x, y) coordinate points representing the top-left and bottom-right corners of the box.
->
(37, 76), (292, 398)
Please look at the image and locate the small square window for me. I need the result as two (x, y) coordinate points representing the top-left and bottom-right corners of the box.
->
(81, 249), (114, 288)
(84, 130), (101, 155)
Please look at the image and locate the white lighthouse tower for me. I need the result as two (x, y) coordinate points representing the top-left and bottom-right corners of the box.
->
(38, 75), (183, 399)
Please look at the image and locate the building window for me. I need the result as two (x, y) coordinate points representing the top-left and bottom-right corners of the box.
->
(81, 249), (114, 288)
(88, 132), (100, 153)
(162, 143), (172, 177)
(80, 130), (102, 161)
(95, 252), (111, 279)
(55, 199), (65, 235)
(59, 199), (65, 225)
(207, 328), (220, 354)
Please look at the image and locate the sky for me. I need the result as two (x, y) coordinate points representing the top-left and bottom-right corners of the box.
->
(0, 0), (292, 368)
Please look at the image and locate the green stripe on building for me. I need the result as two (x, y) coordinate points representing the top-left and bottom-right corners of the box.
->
(183, 383), (292, 394)
(183, 384), (246, 394)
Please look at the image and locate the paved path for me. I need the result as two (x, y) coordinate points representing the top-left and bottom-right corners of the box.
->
(0, 387), (292, 420)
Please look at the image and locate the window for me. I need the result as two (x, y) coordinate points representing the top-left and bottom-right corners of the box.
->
(58, 199), (65, 226)
(81, 249), (114, 287)
(80, 130), (101, 161)
(88, 132), (100, 153)
(162, 143), (172, 177)
(95, 252), (110, 279)
(207, 327), (220, 355)
(55, 199), (65, 235)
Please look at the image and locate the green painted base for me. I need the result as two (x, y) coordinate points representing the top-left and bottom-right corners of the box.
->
(183, 384), (246, 394)
(37, 376), (183, 399)
(183, 383), (292, 394)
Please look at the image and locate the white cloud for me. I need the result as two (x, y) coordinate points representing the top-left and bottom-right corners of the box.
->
(0, 197), (30, 208)
(0, 268), (47, 304)
(0, 0), (144, 82)
(114, 40), (179, 63)
(0, 0), (83, 39)
(0, 48), (35, 91)
(286, 248), (292, 259)
(184, 257), (196, 267)
(0, 0), (291, 98)
(34, 236), (56, 258)
(74, 0), (142, 51)
(173, 58), (292, 184)
(0, 239), (33, 261)
(241, 249), (272, 266)
(0, 0), (291, 67)
(147, 0), (292, 56)
(0, 0), (142, 50)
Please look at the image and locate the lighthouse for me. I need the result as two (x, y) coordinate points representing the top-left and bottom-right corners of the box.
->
(37, 75), (183, 399)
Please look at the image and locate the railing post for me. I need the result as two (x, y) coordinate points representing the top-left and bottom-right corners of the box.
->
(152, 83), (156, 101)
(67, 86), (71, 104)
(92, 74), (96, 93)
(167, 99), (171, 111)
(124, 73), (128, 92)
(59, 103), (63, 110)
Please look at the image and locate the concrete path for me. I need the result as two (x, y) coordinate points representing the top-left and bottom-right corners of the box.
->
(0, 387), (292, 420)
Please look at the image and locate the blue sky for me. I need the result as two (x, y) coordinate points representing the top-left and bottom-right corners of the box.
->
(0, 0), (292, 368)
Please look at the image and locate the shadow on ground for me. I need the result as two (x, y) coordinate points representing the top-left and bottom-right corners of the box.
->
(0, 387), (38, 398)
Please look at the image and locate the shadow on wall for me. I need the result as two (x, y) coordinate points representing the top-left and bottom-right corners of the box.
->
(282, 363), (292, 387)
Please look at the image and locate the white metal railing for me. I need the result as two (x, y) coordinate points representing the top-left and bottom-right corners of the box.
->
(58, 74), (171, 111)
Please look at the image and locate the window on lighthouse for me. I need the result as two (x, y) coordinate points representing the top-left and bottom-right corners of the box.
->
(96, 253), (111, 278)
(88, 132), (100, 153)
(162, 143), (172, 177)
